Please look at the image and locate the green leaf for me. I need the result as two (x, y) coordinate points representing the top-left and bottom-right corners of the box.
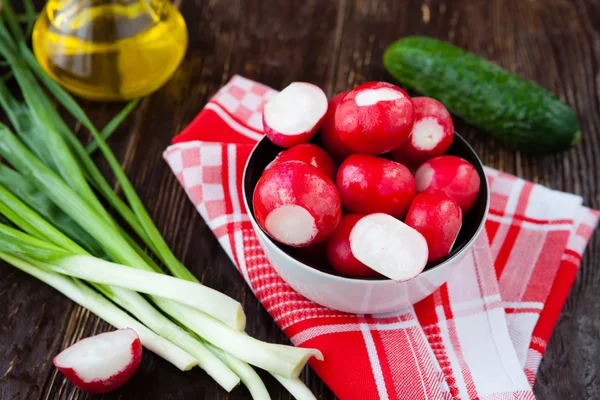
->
(0, 184), (87, 255)
(0, 165), (104, 256)
(23, 0), (37, 36)
(19, 43), (197, 282)
(0, 79), (55, 168)
(87, 97), (141, 154)
(0, 222), (69, 260)
(16, 44), (160, 255)
(0, 123), (148, 270)
(0, 31), (134, 244)
(0, 0), (25, 43)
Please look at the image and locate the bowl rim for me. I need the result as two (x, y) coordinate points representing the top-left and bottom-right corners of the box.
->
(242, 132), (491, 284)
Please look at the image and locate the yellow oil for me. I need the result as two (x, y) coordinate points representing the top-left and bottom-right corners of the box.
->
(32, 0), (188, 101)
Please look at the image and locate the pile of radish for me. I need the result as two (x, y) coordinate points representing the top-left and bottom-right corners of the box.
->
(254, 81), (481, 281)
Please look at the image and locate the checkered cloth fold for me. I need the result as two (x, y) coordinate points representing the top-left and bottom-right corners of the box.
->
(164, 76), (599, 400)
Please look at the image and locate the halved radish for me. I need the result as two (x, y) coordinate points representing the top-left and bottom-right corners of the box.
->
(326, 214), (379, 277)
(270, 143), (337, 181)
(334, 82), (414, 155)
(414, 155), (481, 213)
(391, 97), (454, 165)
(263, 82), (328, 148)
(253, 161), (341, 247)
(53, 328), (142, 394)
(349, 213), (428, 281)
(320, 92), (354, 163)
(336, 154), (416, 219)
(405, 191), (462, 262)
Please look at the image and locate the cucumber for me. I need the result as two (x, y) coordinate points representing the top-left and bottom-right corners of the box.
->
(383, 37), (581, 154)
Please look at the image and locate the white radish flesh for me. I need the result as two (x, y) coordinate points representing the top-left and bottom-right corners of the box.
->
(53, 329), (142, 394)
(391, 97), (454, 166)
(265, 204), (318, 246)
(263, 82), (328, 148)
(253, 161), (341, 247)
(411, 118), (446, 150)
(349, 213), (428, 281)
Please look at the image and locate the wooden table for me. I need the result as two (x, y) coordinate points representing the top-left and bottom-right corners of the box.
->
(1, 0), (599, 399)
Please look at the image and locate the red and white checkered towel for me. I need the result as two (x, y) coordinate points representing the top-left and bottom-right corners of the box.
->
(164, 76), (599, 400)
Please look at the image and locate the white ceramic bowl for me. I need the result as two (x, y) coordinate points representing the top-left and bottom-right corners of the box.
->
(243, 133), (490, 314)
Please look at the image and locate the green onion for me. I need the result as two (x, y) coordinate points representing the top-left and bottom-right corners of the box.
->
(51, 255), (245, 325)
(273, 375), (318, 400)
(0, 252), (198, 371)
(157, 299), (323, 378)
(18, 42), (197, 282)
(1, 0), (24, 42)
(87, 97), (141, 154)
(0, 166), (105, 256)
(0, 200), (241, 391)
(23, 0), (37, 36)
(208, 345), (272, 400)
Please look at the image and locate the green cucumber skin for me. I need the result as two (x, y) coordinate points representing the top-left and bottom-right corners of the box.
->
(383, 37), (581, 154)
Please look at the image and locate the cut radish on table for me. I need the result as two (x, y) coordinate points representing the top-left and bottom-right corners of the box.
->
(391, 97), (454, 165)
(349, 213), (428, 281)
(53, 328), (142, 394)
(334, 82), (414, 155)
(320, 92), (354, 162)
(336, 154), (416, 219)
(253, 161), (341, 247)
(405, 191), (463, 262)
(414, 155), (481, 213)
(326, 214), (379, 277)
(263, 82), (328, 148)
(270, 143), (337, 181)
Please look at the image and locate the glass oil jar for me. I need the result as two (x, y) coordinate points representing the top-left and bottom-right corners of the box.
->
(32, 0), (188, 101)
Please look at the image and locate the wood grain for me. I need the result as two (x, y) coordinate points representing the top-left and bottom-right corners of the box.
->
(0, 0), (598, 399)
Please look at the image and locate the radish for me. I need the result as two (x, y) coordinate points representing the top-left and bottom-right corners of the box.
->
(320, 92), (354, 162)
(334, 82), (414, 155)
(263, 82), (328, 148)
(349, 213), (428, 281)
(391, 97), (454, 165)
(405, 191), (463, 262)
(253, 161), (341, 247)
(414, 155), (481, 213)
(336, 154), (416, 219)
(53, 328), (142, 394)
(326, 214), (379, 277)
(270, 143), (337, 181)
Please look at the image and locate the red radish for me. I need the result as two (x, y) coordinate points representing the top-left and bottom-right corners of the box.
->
(320, 92), (354, 162)
(336, 154), (416, 219)
(263, 82), (328, 148)
(270, 143), (337, 181)
(253, 161), (341, 247)
(349, 213), (428, 281)
(326, 214), (379, 277)
(405, 191), (463, 262)
(391, 97), (454, 165)
(414, 155), (481, 213)
(334, 82), (414, 155)
(53, 328), (142, 394)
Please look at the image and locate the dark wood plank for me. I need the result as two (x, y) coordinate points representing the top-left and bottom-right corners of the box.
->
(0, 0), (598, 399)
